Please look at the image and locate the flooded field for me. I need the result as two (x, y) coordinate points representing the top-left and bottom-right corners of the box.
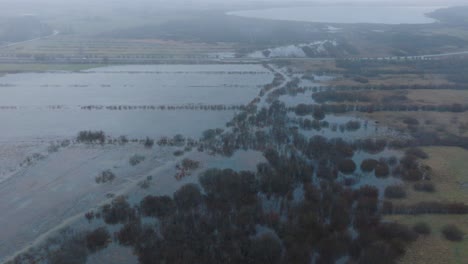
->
(0, 64), (272, 140)
(0, 65), (271, 107)
(1, 63), (412, 263)
(0, 109), (235, 140)
(2, 1), (467, 263)
(0, 64), (274, 262)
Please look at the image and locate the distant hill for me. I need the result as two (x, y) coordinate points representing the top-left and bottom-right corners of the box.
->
(100, 14), (330, 45)
(428, 6), (468, 25)
(0, 15), (53, 42)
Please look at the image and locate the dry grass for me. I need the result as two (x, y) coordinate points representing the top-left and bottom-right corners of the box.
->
(364, 90), (408, 103)
(385, 215), (468, 264)
(384, 146), (468, 205)
(419, 147), (468, 202)
(361, 111), (468, 137)
(407, 89), (468, 105)
(323, 89), (468, 106)
(384, 147), (468, 263)
(329, 74), (451, 86)
(3, 36), (236, 57)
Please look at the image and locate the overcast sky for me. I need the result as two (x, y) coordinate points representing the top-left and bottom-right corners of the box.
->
(0, 0), (466, 3)
(0, 0), (465, 13)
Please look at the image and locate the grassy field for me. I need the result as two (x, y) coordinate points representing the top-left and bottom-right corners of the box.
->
(0, 36), (237, 57)
(407, 89), (468, 105)
(383, 146), (468, 205)
(385, 215), (467, 264)
(369, 89), (468, 106)
(330, 74), (452, 86)
(385, 146), (468, 264)
(0, 2), (237, 60)
(419, 147), (468, 201)
(362, 111), (468, 137)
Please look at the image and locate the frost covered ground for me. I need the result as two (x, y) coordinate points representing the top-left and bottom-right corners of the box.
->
(0, 143), (173, 260)
(1, 145), (267, 262)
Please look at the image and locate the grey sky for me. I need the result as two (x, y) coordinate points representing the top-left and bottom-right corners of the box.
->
(0, 0), (466, 4)
(0, 0), (465, 16)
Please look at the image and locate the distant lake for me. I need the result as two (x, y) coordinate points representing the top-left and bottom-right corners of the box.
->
(228, 6), (444, 24)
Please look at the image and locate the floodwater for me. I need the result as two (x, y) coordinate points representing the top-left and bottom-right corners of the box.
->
(0, 64), (274, 262)
(1, 63), (410, 263)
(0, 64), (272, 140)
(0, 109), (235, 140)
(228, 6), (442, 24)
(0, 65), (271, 106)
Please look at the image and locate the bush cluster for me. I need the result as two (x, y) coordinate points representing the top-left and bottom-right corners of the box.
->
(442, 225), (465, 241)
(412, 222), (431, 235)
(384, 185), (407, 199)
(129, 155), (146, 166)
(95, 170), (116, 184)
(77, 131), (106, 144)
(413, 182), (436, 192)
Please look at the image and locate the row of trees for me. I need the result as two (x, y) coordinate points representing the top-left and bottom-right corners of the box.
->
(383, 201), (468, 215)
(327, 83), (468, 91)
(77, 131), (106, 144)
(76, 131), (159, 149)
(312, 90), (372, 103)
(293, 102), (468, 114)
(80, 104), (246, 111)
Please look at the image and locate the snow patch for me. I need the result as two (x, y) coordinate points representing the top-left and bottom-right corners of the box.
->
(248, 40), (340, 58)
(325, 25), (342, 33)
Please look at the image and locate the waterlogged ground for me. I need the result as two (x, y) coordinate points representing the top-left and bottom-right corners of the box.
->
(0, 64), (273, 262)
(1, 63), (409, 263)
(0, 64), (272, 139)
(0, 64), (271, 178)
(0, 109), (235, 140)
(1, 146), (268, 263)
(0, 144), (173, 260)
(273, 67), (407, 195)
(0, 65), (271, 106)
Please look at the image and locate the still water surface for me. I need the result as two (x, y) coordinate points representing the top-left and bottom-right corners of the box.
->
(0, 64), (272, 140)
